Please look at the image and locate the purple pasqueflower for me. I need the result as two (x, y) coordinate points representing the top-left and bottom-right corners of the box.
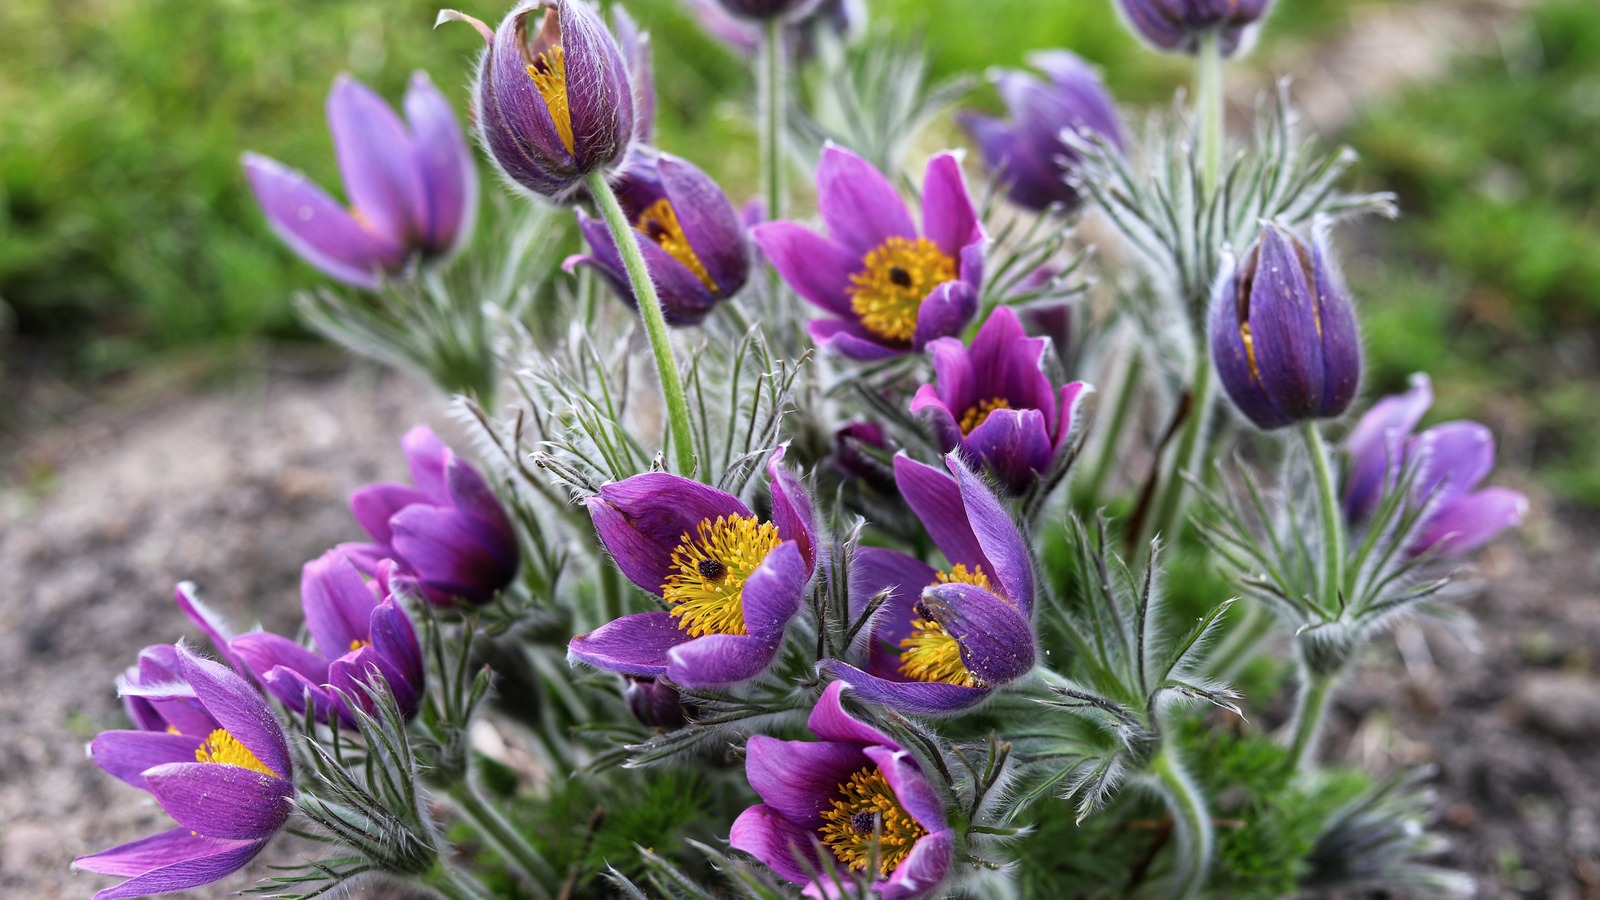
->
(712, 0), (825, 22)
(822, 454), (1036, 716)
(752, 146), (985, 361)
(242, 71), (477, 290)
(624, 675), (691, 729)
(910, 306), (1092, 494)
(565, 149), (749, 325)
(1210, 223), (1362, 430)
(1117, 0), (1275, 57)
(446, 0), (635, 202)
(568, 450), (819, 688)
(341, 425), (520, 606)
(76, 645), (295, 900)
(1342, 373), (1528, 559)
(730, 681), (954, 896)
(958, 51), (1124, 213)
(227, 551), (425, 725)
(685, 0), (863, 58)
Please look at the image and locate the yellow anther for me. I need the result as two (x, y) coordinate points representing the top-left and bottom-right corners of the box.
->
(636, 198), (718, 293)
(818, 765), (928, 876)
(661, 515), (782, 637)
(526, 45), (575, 154)
(895, 564), (992, 687)
(846, 236), (956, 344)
(194, 728), (279, 779)
(958, 397), (1012, 435)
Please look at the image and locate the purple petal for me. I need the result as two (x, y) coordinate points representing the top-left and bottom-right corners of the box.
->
(809, 318), (906, 361)
(949, 454), (1034, 611)
(1414, 487), (1527, 558)
(745, 735), (869, 829)
(1343, 373), (1432, 520)
(807, 680), (897, 747)
(1311, 234), (1361, 417)
(729, 804), (818, 886)
(893, 455), (987, 574)
(910, 385), (963, 454)
(350, 482), (430, 546)
(741, 538), (808, 641)
(75, 828), (263, 899)
(1413, 421), (1495, 507)
(767, 448), (820, 570)
(301, 550), (378, 661)
(1210, 262), (1288, 429)
(667, 633), (783, 688)
(144, 761), (293, 840)
(659, 153), (749, 295)
(921, 582), (1035, 685)
(821, 661), (991, 716)
(912, 279), (978, 351)
(920, 335), (978, 419)
(229, 631), (329, 686)
(173, 583), (247, 677)
(880, 828), (955, 900)
(369, 601), (425, 692)
(401, 425), (449, 500)
(404, 70), (477, 254)
(568, 611), (690, 676)
(751, 222), (858, 316)
(175, 646), (293, 784)
(259, 665), (341, 722)
(1053, 381), (1093, 454)
(968, 306), (1052, 414)
(850, 547), (938, 671)
(1246, 227), (1325, 422)
(336, 541), (392, 576)
(961, 109), (1063, 212)
(962, 407), (1054, 494)
(241, 153), (403, 289)
(327, 74), (426, 246)
(587, 473), (750, 594)
(327, 645), (417, 721)
(816, 145), (916, 257)
(863, 744), (946, 831)
(919, 152), (981, 261)
(390, 505), (516, 601)
(444, 451), (519, 570)
(89, 731), (203, 791)
(557, 0), (636, 170)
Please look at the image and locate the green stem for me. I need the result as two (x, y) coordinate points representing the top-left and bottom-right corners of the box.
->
(1286, 667), (1337, 773)
(1150, 745), (1214, 898)
(1079, 351), (1144, 509)
(1149, 354), (1213, 544)
(760, 18), (785, 226)
(1196, 28), (1225, 195)
(1300, 421), (1345, 613)
(584, 170), (697, 475)
(450, 781), (557, 898)
(427, 857), (495, 900)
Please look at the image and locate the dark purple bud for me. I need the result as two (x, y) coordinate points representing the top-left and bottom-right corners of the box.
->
(624, 676), (690, 729)
(958, 51), (1124, 212)
(831, 420), (896, 493)
(1210, 223), (1362, 430)
(1117, 0), (1275, 57)
(564, 149), (749, 325)
(711, 0), (825, 23)
(448, 0), (635, 202)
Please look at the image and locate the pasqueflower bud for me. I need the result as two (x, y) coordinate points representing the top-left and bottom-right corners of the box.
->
(1118, 0), (1275, 57)
(958, 51), (1124, 212)
(711, 0), (824, 23)
(446, 0), (635, 200)
(565, 150), (749, 325)
(624, 676), (691, 729)
(1211, 223), (1361, 430)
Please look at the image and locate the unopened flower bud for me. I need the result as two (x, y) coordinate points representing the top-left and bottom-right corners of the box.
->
(624, 676), (690, 729)
(1117, 0), (1275, 57)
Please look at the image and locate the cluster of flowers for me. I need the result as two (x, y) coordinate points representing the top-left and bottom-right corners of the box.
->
(77, 0), (1529, 897)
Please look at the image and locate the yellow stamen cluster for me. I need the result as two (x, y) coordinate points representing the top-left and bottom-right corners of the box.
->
(896, 565), (992, 687)
(958, 397), (1012, 435)
(818, 765), (928, 876)
(349, 638), (372, 651)
(661, 515), (782, 637)
(636, 198), (718, 292)
(526, 45), (575, 154)
(195, 728), (279, 779)
(847, 236), (956, 344)
(1240, 322), (1260, 381)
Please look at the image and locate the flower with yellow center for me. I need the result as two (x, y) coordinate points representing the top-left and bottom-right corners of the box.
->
(194, 728), (281, 779)
(847, 236), (957, 344)
(661, 515), (783, 638)
(526, 45), (575, 154)
(959, 397), (1012, 435)
(818, 765), (929, 876)
(896, 564), (993, 687)
(636, 198), (718, 292)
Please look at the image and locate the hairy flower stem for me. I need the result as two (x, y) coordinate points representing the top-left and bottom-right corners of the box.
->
(585, 170), (697, 475)
(759, 18), (787, 319)
(1197, 29), (1225, 195)
(448, 781), (557, 898)
(1287, 666), (1337, 773)
(1080, 350), (1144, 508)
(1150, 744), (1214, 898)
(1300, 421), (1346, 612)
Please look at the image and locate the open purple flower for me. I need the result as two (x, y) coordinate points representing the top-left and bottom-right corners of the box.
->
(228, 550), (424, 725)
(730, 681), (954, 897)
(958, 51), (1124, 212)
(1211, 223), (1362, 430)
(565, 149), (749, 325)
(822, 454), (1036, 716)
(1117, 0), (1275, 57)
(341, 425), (520, 606)
(1343, 374), (1527, 559)
(568, 451), (818, 688)
(77, 645), (294, 900)
(448, 0), (636, 201)
(752, 146), (984, 360)
(910, 307), (1092, 494)
(243, 72), (477, 290)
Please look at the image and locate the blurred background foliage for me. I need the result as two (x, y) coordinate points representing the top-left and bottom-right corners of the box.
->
(1, 0), (1596, 502)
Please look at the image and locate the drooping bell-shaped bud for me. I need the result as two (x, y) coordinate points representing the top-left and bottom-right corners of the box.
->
(1210, 223), (1361, 430)
(445, 0), (635, 201)
(1117, 0), (1275, 57)
(624, 676), (691, 729)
